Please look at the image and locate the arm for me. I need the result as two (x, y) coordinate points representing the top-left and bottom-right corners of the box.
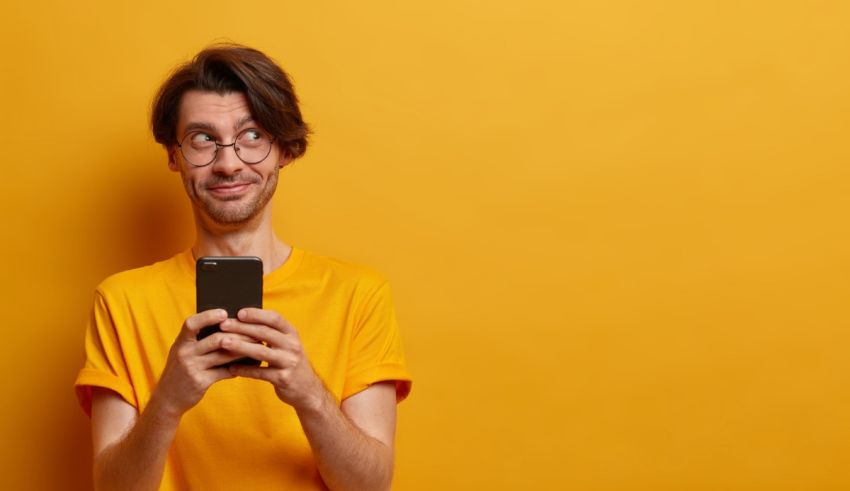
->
(222, 309), (399, 491)
(91, 388), (179, 491)
(90, 309), (251, 491)
(297, 382), (397, 491)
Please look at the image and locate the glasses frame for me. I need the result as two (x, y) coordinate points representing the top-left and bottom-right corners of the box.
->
(176, 127), (277, 168)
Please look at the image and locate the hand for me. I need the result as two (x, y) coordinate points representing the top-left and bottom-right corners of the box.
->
(153, 309), (262, 418)
(219, 308), (326, 411)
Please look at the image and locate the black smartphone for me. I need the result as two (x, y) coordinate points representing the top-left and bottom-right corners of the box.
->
(196, 256), (263, 366)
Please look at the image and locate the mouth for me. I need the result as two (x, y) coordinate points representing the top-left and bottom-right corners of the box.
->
(207, 182), (252, 198)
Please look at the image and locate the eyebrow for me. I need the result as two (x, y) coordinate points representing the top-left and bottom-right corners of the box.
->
(182, 115), (255, 136)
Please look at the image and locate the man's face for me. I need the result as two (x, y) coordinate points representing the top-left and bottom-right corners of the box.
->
(169, 90), (288, 226)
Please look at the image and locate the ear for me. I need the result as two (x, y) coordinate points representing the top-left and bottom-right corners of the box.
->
(278, 152), (293, 168)
(167, 146), (179, 172)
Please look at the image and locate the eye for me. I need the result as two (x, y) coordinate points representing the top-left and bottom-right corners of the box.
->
(237, 129), (269, 148)
(190, 132), (214, 144)
(242, 129), (262, 141)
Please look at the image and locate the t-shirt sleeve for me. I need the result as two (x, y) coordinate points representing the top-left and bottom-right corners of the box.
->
(74, 290), (138, 417)
(342, 280), (412, 403)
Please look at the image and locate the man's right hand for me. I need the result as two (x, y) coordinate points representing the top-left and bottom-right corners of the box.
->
(152, 308), (258, 419)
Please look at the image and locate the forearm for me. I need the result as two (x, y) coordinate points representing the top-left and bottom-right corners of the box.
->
(296, 390), (394, 491)
(94, 394), (181, 491)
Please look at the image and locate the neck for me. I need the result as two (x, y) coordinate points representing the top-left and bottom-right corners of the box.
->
(192, 206), (291, 275)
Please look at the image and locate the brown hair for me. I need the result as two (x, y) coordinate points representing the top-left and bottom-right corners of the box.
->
(151, 43), (310, 160)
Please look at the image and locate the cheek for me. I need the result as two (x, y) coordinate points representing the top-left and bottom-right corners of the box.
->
(253, 163), (279, 184)
(264, 166), (281, 187)
(179, 170), (203, 197)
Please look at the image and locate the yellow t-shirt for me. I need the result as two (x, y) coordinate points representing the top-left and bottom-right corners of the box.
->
(74, 246), (412, 490)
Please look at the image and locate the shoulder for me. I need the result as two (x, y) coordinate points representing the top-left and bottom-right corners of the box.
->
(95, 251), (189, 301)
(296, 248), (390, 294)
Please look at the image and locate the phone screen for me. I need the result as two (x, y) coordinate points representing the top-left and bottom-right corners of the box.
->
(196, 256), (263, 366)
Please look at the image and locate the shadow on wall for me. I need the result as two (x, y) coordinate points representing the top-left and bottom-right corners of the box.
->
(54, 147), (192, 490)
(93, 156), (195, 276)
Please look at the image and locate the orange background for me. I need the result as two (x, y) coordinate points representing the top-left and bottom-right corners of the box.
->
(2, 1), (850, 489)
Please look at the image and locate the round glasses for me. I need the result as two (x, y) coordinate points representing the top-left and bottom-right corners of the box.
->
(177, 128), (276, 167)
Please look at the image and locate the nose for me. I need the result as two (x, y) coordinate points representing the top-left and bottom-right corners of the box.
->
(210, 142), (244, 175)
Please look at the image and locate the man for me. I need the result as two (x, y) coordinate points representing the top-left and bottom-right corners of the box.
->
(74, 44), (412, 491)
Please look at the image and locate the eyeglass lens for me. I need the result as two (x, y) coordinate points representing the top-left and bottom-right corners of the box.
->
(180, 128), (273, 167)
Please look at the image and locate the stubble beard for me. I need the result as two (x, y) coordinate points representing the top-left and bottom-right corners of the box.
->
(188, 167), (280, 226)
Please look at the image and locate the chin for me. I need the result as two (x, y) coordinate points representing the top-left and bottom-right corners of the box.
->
(193, 199), (253, 224)
(207, 209), (260, 225)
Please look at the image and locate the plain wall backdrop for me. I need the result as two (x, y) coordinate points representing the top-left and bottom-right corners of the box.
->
(2, 1), (850, 489)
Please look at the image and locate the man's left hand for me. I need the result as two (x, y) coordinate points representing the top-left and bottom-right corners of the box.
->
(219, 308), (325, 410)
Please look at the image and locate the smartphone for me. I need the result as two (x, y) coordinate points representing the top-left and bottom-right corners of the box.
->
(196, 256), (263, 366)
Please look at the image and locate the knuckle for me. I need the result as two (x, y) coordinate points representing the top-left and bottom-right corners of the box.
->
(275, 372), (288, 387)
(176, 346), (192, 360)
(183, 318), (199, 333)
(282, 354), (298, 368)
(209, 332), (226, 346)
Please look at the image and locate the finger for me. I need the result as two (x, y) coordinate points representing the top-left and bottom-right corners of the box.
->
(194, 330), (262, 356)
(182, 309), (228, 340)
(198, 349), (255, 369)
(237, 308), (296, 334)
(221, 335), (278, 363)
(219, 318), (287, 348)
(207, 367), (236, 384)
(228, 364), (278, 384)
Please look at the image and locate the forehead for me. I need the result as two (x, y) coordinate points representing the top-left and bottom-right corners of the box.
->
(176, 90), (253, 134)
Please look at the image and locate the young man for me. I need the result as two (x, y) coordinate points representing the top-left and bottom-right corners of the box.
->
(74, 44), (412, 491)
